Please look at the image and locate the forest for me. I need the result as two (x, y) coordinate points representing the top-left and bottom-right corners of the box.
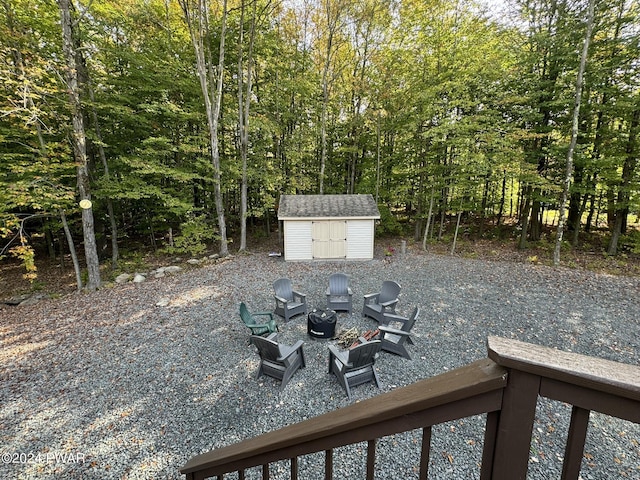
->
(1, 0), (639, 291)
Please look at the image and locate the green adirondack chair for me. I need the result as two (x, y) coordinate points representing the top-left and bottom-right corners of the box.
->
(239, 302), (279, 342)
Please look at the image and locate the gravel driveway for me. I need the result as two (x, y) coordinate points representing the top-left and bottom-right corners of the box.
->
(1, 249), (639, 479)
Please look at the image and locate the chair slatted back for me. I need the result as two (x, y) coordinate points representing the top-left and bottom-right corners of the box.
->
(348, 340), (381, 369)
(252, 335), (282, 363)
(379, 281), (401, 304)
(273, 278), (293, 301)
(403, 307), (421, 332)
(239, 302), (255, 325)
(329, 273), (349, 295)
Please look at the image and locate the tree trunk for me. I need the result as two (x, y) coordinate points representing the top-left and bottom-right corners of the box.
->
(422, 188), (435, 250)
(57, 0), (101, 291)
(236, 0), (257, 252)
(180, 0), (229, 256)
(87, 81), (119, 269)
(60, 209), (82, 291)
(607, 107), (639, 255)
(554, 0), (594, 266)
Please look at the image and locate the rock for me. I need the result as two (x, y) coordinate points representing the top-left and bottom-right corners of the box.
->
(209, 254), (220, 260)
(164, 266), (182, 274)
(156, 298), (170, 307)
(186, 259), (201, 265)
(4, 294), (31, 305)
(133, 273), (146, 283)
(4, 293), (48, 306)
(115, 273), (131, 284)
(19, 293), (49, 306)
(154, 271), (165, 279)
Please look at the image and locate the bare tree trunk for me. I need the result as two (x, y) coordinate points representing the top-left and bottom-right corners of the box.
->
(87, 82), (119, 269)
(451, 210), (462, 255)
(554, 0), (594, 266)
(60, 209), (82, 291)
(608, 107), (639, 255)
(237, 0), (257, 252)
(57, 0), (101, 290)
(422, 187), (434, 250)
(180, 0), (229, 256)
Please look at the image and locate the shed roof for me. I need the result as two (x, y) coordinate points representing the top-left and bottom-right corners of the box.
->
(278, 194), (380, 219)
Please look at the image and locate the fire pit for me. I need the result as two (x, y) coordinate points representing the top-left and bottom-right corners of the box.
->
(307, 308), (337, 339)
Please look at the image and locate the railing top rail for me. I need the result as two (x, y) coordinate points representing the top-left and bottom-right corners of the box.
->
(487, 336), (640, 402)
(181, 358), (507, 475)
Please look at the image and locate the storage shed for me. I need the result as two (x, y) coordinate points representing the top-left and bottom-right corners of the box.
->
(278, 194), (380, 261)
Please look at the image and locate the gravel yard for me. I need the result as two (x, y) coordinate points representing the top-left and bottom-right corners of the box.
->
(1, 248), (639, 479)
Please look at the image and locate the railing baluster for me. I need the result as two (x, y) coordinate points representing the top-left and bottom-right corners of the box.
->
(325, 449), (333, 480)
(290, 457), (298, 480)
(366, 439), (376, 480)
(480, 411), (500, 480)
(238, 469), (245, 480)
(262, 463), (269, 479)
(419, 426), (432, 479)
(561, 406), (591, 480)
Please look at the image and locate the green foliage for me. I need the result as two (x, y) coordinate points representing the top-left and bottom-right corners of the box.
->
(164, 215), (219, 257)
(1, 0), (639, 260)
(8, 243), (37, 283)
(376, 205), (404, 236)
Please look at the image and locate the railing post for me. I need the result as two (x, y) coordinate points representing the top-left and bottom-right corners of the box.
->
(490, 370), (541, 480)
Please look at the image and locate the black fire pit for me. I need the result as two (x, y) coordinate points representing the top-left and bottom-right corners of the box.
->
(307, 309), (337, 339)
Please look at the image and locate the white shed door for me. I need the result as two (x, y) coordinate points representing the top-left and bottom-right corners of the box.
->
(312, 221), (346, 259)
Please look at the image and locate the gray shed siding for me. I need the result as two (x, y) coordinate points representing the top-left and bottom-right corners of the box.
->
(278, 195), (379, 261)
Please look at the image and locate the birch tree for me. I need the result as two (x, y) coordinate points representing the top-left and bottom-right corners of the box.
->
(57, 0), (101, 290)
(179, 0), (229, 256)
(553, 0), (595, 266)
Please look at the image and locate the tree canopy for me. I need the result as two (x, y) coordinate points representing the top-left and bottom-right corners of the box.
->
(1, 0), (639, 286)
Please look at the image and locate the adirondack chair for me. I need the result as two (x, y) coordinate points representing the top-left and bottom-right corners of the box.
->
(251, 333), (306, 391)
(326, 273), (353, 313)
(273, 278), (308, 321)
(239, 302), (279, 342)
(378, 307), (421, 359)
(362, 281), (401, 323)
(328, 338), (382, 400)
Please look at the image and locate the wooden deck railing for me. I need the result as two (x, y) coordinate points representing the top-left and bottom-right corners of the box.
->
(180, 336), (640, 480)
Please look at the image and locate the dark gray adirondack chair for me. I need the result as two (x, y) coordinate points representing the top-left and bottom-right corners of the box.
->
(378, 307), (421, 359)
(362, 280), (401, 323)
(328, 338), (382, 400)
(273, 278), (308, 321)
(251, 333), (305, 391)
(326, 273), (353, 313)
(239, 302), (278, 342)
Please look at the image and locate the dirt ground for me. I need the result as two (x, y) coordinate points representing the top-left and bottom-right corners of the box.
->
(1, 233), (639, 304)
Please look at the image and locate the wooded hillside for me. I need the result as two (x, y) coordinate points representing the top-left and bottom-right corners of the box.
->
(1, 0), (639, 290)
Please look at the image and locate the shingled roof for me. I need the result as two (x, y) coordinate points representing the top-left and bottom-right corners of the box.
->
(278, 194), (380, 219)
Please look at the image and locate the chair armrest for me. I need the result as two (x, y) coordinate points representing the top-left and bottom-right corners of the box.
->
(292, 290), (307, 302)
(379, 299), (398, 308)
(363, 292), (380, 304)
(380, 312), (408, 326)
(266, 332), (278, 341)
(278, 340), (305, 361)
(378, 325), (411, 337)
(248, 323), (272, 333)
(328, 345), (352, 367)
(274, 295), (289, 304)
